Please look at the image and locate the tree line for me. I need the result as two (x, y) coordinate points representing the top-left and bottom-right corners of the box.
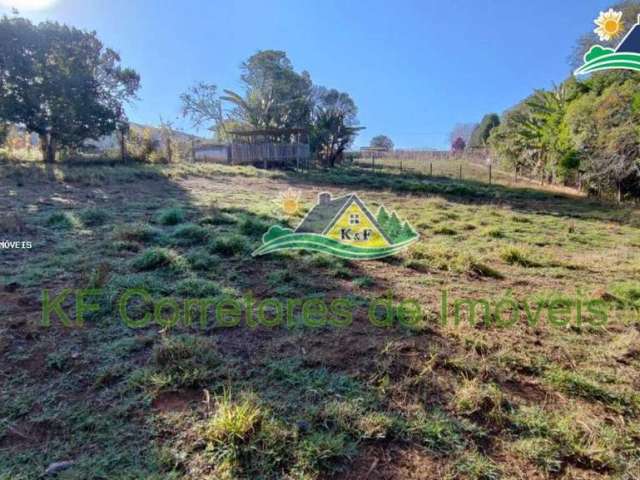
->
(0, 16), (364, 167)
(486, 1), (640, 201)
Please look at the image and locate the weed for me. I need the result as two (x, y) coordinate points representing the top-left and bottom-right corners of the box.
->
(129, 335), (221, 395)
(203, 392), (263, 444)
(452, 378), (508, 425)
(512, 437), (563, 474)
(405, 409), (466, 455)
(295, 431), (356, 475)
(499, 246), (541, 267)
(452, 451), (501, 480)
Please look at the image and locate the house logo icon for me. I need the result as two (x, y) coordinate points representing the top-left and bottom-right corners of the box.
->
(253, 192), (419, 260)
(575, 12), (640, 75)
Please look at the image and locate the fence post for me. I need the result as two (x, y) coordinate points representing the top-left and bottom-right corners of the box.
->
(400, 157), (403, 172)
(489, 164), (492, 185)
(459, 164), (462, 180)
(430, 162), (432, 176)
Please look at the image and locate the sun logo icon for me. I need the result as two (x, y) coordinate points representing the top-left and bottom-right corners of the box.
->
(277, 188), (302, 216)
(594, 8), (624, 41)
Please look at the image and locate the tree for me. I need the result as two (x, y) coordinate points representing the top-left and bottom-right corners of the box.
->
(370, 135), (394, 151)
(309, 87), (363, 167)
(566, 81), (640, 201)
(449, 122), (477, 145)
(451, 137), (466, 152)
(220, 50), (313, 140)
(0, 16), (140, 162)
(181, 50), (363, 167)
(159, 117), (175, 163)
(469, 113), (500, 148)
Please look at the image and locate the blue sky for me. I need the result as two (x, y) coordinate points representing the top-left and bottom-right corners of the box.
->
(0, 0), (620, 149)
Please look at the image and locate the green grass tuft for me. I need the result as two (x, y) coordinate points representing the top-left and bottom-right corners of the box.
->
(131, 247), (187, 271)
(157, 207), (185, 225)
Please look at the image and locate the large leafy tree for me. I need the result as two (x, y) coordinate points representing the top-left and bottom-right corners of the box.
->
(181, 51), (362, 166)
(220, 50), (313, 140)
(0, 16), (139, 162)
(310, 87), (363, 167)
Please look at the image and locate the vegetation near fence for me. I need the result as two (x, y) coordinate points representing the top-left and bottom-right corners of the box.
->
(484, 0), (640, 202)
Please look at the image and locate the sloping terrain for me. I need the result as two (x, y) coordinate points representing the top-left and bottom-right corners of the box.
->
(1, 161), (640, 479)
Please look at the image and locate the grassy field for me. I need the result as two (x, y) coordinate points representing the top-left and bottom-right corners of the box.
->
(1, 159), (640, 479)
(351, 155), (581, 196)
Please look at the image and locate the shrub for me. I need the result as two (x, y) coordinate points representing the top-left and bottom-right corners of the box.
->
(157, 207), (185, 225)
